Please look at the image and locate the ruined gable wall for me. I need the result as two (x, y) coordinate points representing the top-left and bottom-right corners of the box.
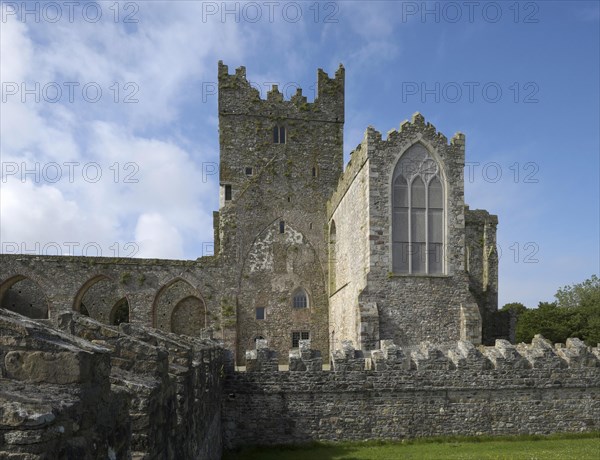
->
(359, 114), (481, 347)
(465, 207), (507, 344)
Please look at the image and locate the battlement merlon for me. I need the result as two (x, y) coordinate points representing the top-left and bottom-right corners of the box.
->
(217, 61), (344, 122)
(240, 335), (600, 373)
(465, 206), (499, 226)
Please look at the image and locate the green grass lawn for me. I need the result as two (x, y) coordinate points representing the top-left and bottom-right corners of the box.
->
(224, 433), (600, 460)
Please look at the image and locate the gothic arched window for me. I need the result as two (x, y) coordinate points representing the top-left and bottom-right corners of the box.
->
(392, 144), (444, 274)
(292, 288), (308, 308)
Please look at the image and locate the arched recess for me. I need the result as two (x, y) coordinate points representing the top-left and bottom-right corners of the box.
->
(329, 221), (337, 294)
(153, 278), (207, 335)
(391, 142), (446, 275)
(109, 298), (130, 326)
(0, 275), (49, 319)
(236, 217), (328, 364)
(73, 275), (124, 324)
(170, 296), (206, 336)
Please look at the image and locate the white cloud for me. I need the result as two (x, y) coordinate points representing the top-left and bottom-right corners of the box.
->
(1, 4), (229, 259)
(134, 213), (184, 259)
(0, 180), (115, 255)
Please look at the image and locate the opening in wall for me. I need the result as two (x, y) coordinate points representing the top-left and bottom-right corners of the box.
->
(273, 126), (286, 144)
(392, 144), (445, 274)
(291, 331), (309, 348)
(292, 288), (308, 308)
(224, 184), (232, 201)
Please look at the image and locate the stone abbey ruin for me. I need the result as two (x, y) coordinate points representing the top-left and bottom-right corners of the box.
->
(1, 63), (598, 459)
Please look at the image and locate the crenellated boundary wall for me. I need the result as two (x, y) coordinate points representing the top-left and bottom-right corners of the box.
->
(1, 309), (599, 458)
(223, 338), (600, 449)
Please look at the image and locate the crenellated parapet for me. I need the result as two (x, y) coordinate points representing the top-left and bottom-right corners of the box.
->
(371, 340), (410, 370)
(245, 339), (278, 372)
(225, 336), (600, 449)
(289, 339), (323, 371)
(556, 338), (600, 368)
(238, 336), (600, 374)
(218, 61), (344, 122)
(331, 340), (367, 372)
(482, 338), (530, 369)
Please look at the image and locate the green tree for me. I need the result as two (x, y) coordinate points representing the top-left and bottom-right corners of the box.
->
(500, 302), (527, 315)
(515, 302), (573, 344)
(513, 275), (600, 346)
(555, 274), (600, 308)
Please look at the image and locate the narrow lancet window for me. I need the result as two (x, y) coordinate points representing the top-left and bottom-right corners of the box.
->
(273, 126), (286, 144)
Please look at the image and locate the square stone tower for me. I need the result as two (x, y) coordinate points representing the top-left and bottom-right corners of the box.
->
(216, 62), (345, 362)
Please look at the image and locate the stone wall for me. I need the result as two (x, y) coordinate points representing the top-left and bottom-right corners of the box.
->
(0, 254), (222, 336)
(0, 308), (224, 460)
(1, 277), (49, 319)
(465, 207), (504, 344)
(328, 141), (370, 349)
(223, 338), (600, 449)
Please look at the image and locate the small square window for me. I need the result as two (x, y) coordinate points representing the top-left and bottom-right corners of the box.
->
(256, 307), (265, 320)
(224, 184), (232, 201)
(292, 331), (309, 348)
(245, 167), (253, 176)
(279, 221), (285, 233)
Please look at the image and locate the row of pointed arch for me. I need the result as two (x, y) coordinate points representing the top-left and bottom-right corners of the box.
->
(0, 275), (206, 336)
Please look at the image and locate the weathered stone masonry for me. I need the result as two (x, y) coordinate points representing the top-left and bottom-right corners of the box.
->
(224, 338), (600, 449)
(2, 309), (599, 457)
(216, 62), (344, 363)
(0, 308), (224, 460)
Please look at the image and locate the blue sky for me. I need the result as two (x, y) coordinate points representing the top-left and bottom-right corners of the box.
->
(1, 1), (598, 308)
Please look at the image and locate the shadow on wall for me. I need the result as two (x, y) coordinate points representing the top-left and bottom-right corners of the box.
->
(0, 276), (49, 319)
